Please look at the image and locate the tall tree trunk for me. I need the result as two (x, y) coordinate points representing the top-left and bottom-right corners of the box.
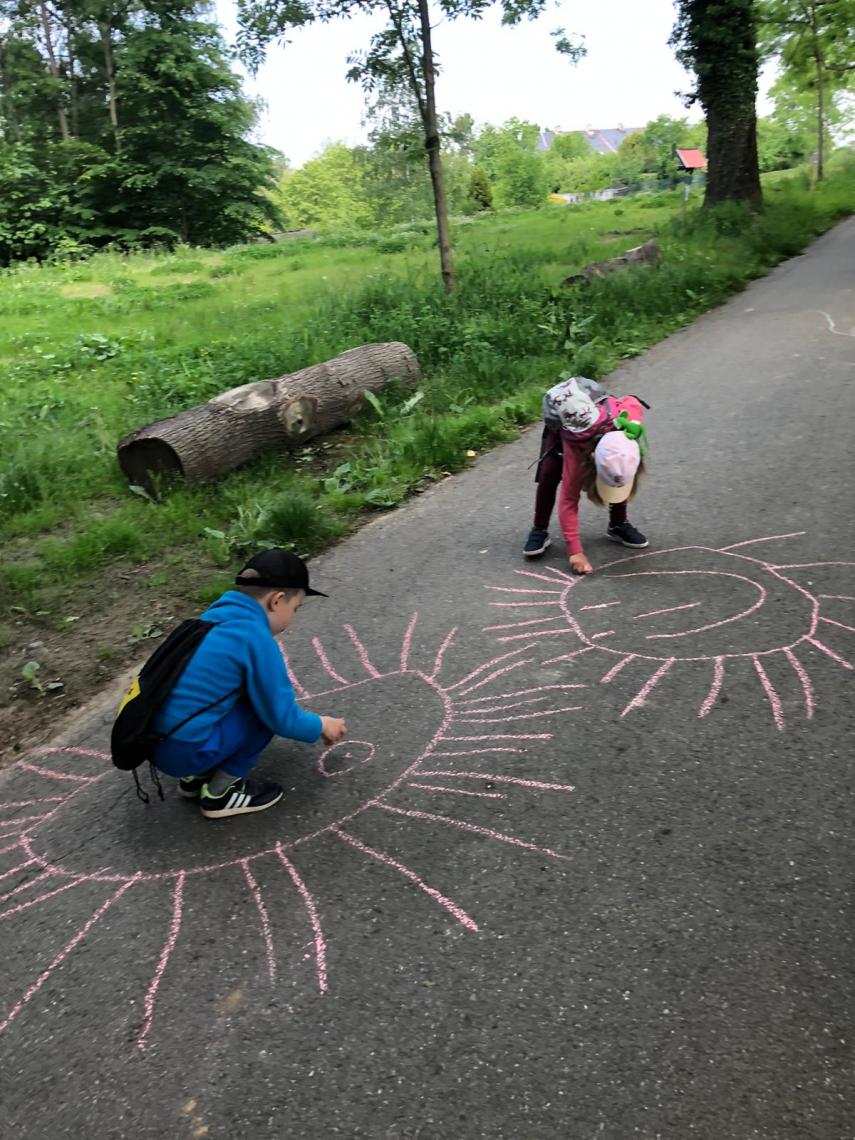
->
(704, 106), (763, 207)
(37, 0), (70, 142)
(417, 0), (454, 292)
(810, 7), (824, 181)
(101, 21), (121, 153)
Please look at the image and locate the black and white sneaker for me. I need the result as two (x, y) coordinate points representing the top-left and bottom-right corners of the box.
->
(606, 521), (649, 548)
(200, 777), (284, 819)
(523, 528), (551, 557)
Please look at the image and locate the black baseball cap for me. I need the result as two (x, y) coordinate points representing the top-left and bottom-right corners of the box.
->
(235, 549), (328, 597)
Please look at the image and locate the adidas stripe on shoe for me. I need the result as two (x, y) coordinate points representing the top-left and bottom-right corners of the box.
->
(200, 777), (284, 819)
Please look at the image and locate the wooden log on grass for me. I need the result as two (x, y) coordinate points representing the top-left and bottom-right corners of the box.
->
(561, 240), (660, 288)
(117, 342), (420, 491)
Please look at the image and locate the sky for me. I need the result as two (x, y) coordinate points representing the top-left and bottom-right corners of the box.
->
(214, 0), (778, 168)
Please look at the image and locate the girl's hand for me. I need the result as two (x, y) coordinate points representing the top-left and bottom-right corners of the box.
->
(570, 553), (593, 575)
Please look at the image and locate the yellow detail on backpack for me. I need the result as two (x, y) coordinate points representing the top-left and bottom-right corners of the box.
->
(116, 675), (141, 719)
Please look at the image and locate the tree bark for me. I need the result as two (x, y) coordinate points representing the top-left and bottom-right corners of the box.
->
(37, 0), (69, 142)
(809, 6), (825, 181)
(417, 0), (454, 292)
(117, 342), (420, 491)
(101, 20), (120, 153)
(704, 107), (763, 207)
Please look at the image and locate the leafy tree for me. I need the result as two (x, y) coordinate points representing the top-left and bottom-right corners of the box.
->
(236, 0), (584, 290)
(671, 0), (763, 207)
(467, 162), (492, 210)
(758, 0), (855, 180)
(0, 0), (279, 258)
(274, 142), (375, 231)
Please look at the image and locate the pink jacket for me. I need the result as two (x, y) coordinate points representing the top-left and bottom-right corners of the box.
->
(556, 437), (592, 556)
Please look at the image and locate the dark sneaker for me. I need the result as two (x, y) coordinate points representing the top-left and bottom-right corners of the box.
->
(523, 528), (551, 557)
(178, 771), (215, 799)
(606, 521), (649, 548)
(200, 777), (284, 819)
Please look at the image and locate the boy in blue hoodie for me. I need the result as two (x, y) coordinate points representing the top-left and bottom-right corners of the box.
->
(153, 549), (346, 820)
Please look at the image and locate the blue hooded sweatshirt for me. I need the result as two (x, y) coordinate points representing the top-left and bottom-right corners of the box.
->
(153, 591), (322, 745)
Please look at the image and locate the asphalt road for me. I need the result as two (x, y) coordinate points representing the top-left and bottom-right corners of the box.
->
(1, 219), (853, 1140)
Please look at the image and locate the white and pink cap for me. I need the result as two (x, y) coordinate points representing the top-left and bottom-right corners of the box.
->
(594, 431), (640, 503)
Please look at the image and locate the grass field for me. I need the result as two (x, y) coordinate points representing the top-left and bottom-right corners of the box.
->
(1, 158), (853, 747)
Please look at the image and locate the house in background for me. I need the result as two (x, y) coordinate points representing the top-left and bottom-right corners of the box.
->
(536, 126), (643, 154)
(675, 147), (708, 173)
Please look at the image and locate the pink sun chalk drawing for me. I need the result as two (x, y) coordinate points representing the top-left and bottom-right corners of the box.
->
(485, 534), (855, 730)
(0, 614), (580, 1050)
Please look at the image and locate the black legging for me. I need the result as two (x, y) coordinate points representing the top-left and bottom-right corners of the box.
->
(533, 426), (626, 531)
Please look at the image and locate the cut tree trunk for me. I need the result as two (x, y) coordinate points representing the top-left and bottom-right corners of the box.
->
(117, 342), (420, 492)
(561, 241), (660, 287)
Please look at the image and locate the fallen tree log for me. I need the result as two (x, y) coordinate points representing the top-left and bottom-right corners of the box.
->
(117, 342), (420, 491)
(561, 240), (660, 288)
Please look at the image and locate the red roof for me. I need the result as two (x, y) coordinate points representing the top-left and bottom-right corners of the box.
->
(676, 148), (707, 170)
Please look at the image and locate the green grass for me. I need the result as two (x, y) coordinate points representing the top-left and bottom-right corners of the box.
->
(1, 158), (853, 618)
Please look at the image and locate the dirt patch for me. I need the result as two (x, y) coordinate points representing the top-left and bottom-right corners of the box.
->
(0, 552), (227, 769)
(58, 281), (113, 299)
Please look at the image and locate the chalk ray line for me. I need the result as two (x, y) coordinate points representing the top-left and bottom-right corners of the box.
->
(812, 309), (855, 337)
(486, 586), (564, 596)
(783, 648), (815, 719)
(591, 631), (615, 640)
(334, 828), (479, 931)
(0, 857), (35, 882)
(442, 733), (552, 741)
(514, 568), (573, 585)
(819, 595), (855, 602)
(241, 860), (276, 983)
(753, 657), (785, 732)
(819, 616), (855, 634)
(0, 812), (50, 827)
(15, 763), (94, 783)
(409, 783), (507, 799)
(425, 748), (525, 758)
(311, 637), (351, 686)
(457, 684), (586, 706)
(601, 655), (636, 683)
(444, 645), (535, 691)
(621, 658), (675, 717)
(427, 626), (458, 682)
(771, 561), (855, 570)
(400, 613), (418, 672)
(0, 875), (141, 1036)
(580, 601), (621, 611)
(138, 872), (185, 1050)
(698, 657), (726, 718)
(0, 868), (53, 904)
(1, 799), (64, 811)
(342, 624), (381, 679)
(278, 642), (308, 699)
(418, 771), (576, 793)
(542, 647), (595, 666)
(275, 845), (327, 994)
(719, 532), (806, 551)
(806, 637), (854, 670)
(454, 706), (583, 724)
(484, 616), (566, 632)
(376, 803), (570, 861)
(454, 658), (538, 696)
(489, 600), (562, 608)
(0, 877), (88, 919)
(455, 694), (576, 714)
(633, 602), (700, 620)
(496, 628), (577, 644)
(41, 746), (110, 762)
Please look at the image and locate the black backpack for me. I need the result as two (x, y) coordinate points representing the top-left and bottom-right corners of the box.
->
(111, 619), (239, 802)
